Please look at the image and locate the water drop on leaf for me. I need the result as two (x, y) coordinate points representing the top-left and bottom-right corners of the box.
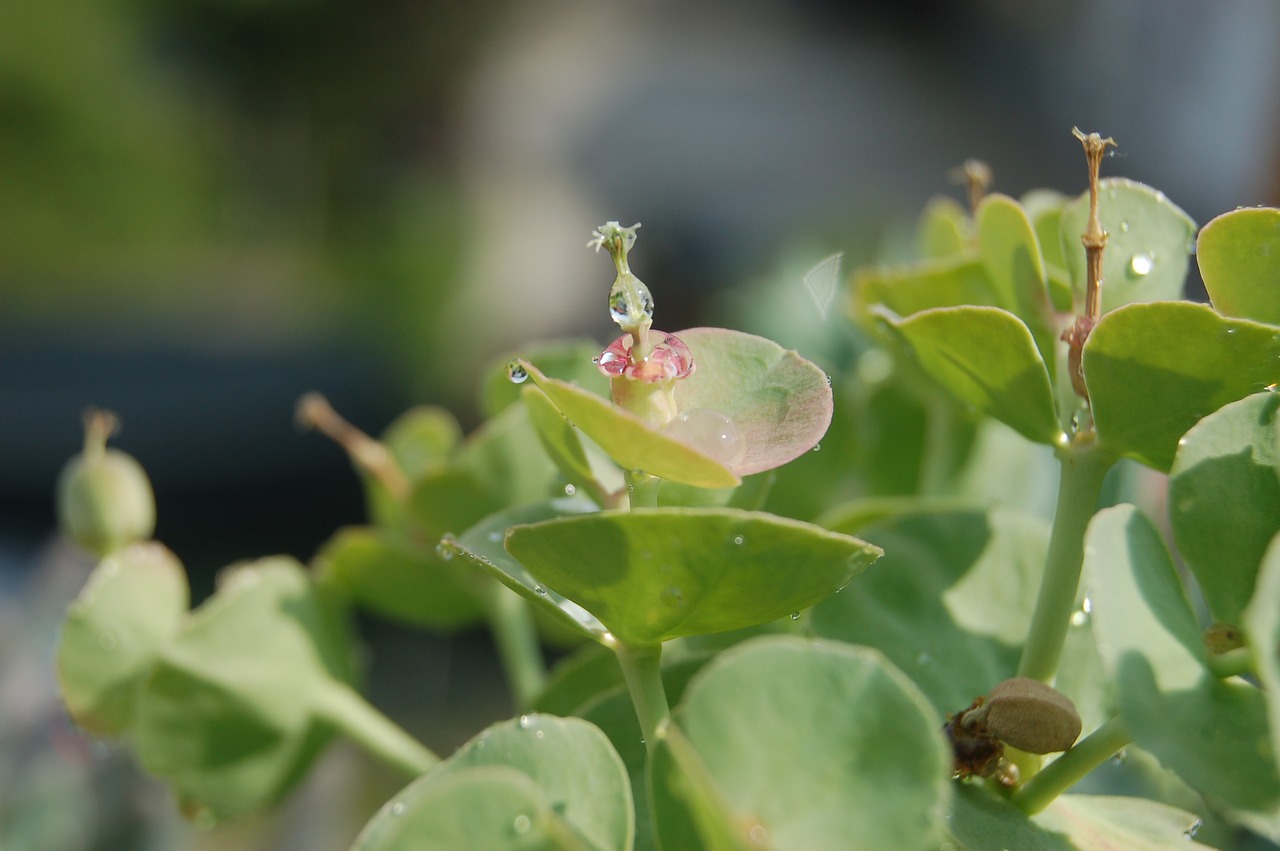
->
(1128, 253), (1154, 277)
(564, 483), (576, 496)
(506, 360), (529, 384)
(661, 408), (745, 467)
(512, 814), (532, 835)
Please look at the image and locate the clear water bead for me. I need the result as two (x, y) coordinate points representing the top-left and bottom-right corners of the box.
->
(596, 331), (694, 383)
(1128, 253), (1154, 277)
(608, 278), (655, 327)
(661, 408), (746, 467)
(506, 360), (529, 384)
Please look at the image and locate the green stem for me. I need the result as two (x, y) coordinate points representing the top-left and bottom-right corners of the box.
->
(1017, 440), (1113, 682)
(314, 681), (440, 777)
(1207, 646), (1254, 679)
(1011, 716), (1131, 814)
(615, 642), (670, 755)
(919, 394), (956, 496)
(484, 586), (547, 711)
(626, 469), (661, 508)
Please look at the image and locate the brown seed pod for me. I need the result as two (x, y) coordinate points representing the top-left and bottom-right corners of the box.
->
(965, 677), (1082, 754)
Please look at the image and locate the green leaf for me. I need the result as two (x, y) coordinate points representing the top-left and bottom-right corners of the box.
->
(55, 542), (188, 736)
(1169, 392), (1280, 623)
(665, 636), (950, 851)
(1022, 189), (1070, 275)
(1197, 206), (1280, 325)
(948, 784), (1073, 851)
(1083, 301), (1280, 471)
(673, 328), (834, 477)
(380, 405), (462, 481)
(353, 765), (589, 851)
(133, 557), (356, 824)
(1083, 505), (1280, 827)
(881, 305), (1064, 446)
(917, 195), (971, 259)
(523, 386), (614, 506)
(355, 715), (633, 851)
(521, 363), (740, 489)
(455, 401), (564, 507)
(811, 508), (1048, 715)
(452, 500), (609, 643)
(481, 339), (612, 419)
(1060, 178), (1196, 312)
(1245, 533), (1280, 777)
(851, 255), (995, 324)
(314, 526), (486, 630)
(504, 509), (881, 646)
(977, 194), (1058, 380)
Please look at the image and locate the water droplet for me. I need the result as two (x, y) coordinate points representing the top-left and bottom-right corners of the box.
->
(1128, 253), (1154, 277)
(1082, 597), (1093, 613)
(790, 611), (801, 621)
(435, 539), (455, 561)
(534, 584), (547, 595)
(1110, 748), (1127, 765)
(733, 535), (745, 546)
(97, 631), (118, 651)
(1119, 220), (1130, 233)
(519, 714), (536, 729)
(512, 814), (533, 835)
(660, 586), (686, 608)
(749, 824), (769, 846)
(535, 729), (544, 739)
(506, 360), (529, 384)
(917, 652), (932, 666)
(391, 801), (406, 816)
(590, 354), (601, 364)
(1184, 818), (1202, 839)
(597, 332), (694, 382)
(564, 483), (577, 496)
(661, 408), (746, 467)
(1070, 609), (1089, 627)
(811, 443), (822, 452)
(608, 279), (655, 326)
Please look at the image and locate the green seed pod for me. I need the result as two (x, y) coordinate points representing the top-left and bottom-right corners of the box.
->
(967, 677), (1082, 755)
(57, 410), (156, 557)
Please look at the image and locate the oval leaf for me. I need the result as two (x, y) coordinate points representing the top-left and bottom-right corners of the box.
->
(55, 542), (189, 736)
(977, 194), (1057, 378)
(522, 385), (613, 506)
(881, 305), (1064, 446)
(851, 255), (995, 325)
(668, 636), (949, 851)
(481, 338), (612, 419)
(1083, 505), (1280, 821)
(1169, 392), (1280, 623)
(356, 715), (633, 851)
(1198, 206), (1280, 325)
(134, 557), (355, 824)
(1245, 534), (1280, 777)
(504, 509), (881, 646)
(314, 526), (486, 630)
(1084, 301), (1280, 471)
(1060, 178), (1196, 311)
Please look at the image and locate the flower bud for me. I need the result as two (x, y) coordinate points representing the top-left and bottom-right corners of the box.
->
(966, 677), (1081, 755)
(57, 411), (156, 557)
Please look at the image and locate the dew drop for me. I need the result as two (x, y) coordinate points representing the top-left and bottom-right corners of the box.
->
(1128, 253), (1154, 277)
(435, 539), (455, 561)
(1070, 609), (1089, 627)
(661, 408), (745, 467)
(1184, 818), (1202, 839)
(790, 611), (801, 621)
(487, 530), (502, 543)
(733, 535), (745, 546)
(512, 814), (533, 835)
(535, 729), (545, 739)
(534, 584), (547, 595)
(563, 483), (577, 496)
(1119, 220), (1130, 233)
(917, 652), (932, 666)
(660, 586), (686, 608)
(519, 714), (536, 729)
(749, 824), (769, 845)
(608, 280), (655, 326)
(506, 360), (529, 384)
(1110, 748), (1128, 765)
(812, 443), (822, 452)
(390, 801), (406, 816)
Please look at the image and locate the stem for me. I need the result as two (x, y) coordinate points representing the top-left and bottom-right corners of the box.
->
(296, 393), (410, 500)
(1011, 716), (1131, 814)
(82, 408), (119, 462)
(918, 394), (956, 496)
(484, 586), (547, 711)
(625, 469), (661, 508)
(1207, 646), (1254, 679)
(615, 642), (670, 755)
(314, 680), (439, 778)
(1017, 440), (1113, 682)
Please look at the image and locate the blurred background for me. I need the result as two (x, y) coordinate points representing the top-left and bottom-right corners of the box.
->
(3, 0), (1279, 847)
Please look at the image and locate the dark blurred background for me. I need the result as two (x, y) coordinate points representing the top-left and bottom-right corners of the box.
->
(2, 0), (1278, 847)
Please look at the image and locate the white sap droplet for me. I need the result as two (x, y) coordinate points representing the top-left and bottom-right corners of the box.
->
(661, 408), (746, 468)
(1128, 253), (1154, 277)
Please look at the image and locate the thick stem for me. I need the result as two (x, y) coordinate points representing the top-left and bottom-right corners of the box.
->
(314, 681), (439, 778)
(1011, 716), (1131, 814)
(615, 642), (670, 755)
(1017, 440), (1113, 682)
(484, 586), (547, 711)
(1207, 646), (1254, 679)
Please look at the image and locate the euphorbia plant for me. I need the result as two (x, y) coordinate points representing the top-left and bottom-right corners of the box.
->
(50, 129), (1280, 849)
